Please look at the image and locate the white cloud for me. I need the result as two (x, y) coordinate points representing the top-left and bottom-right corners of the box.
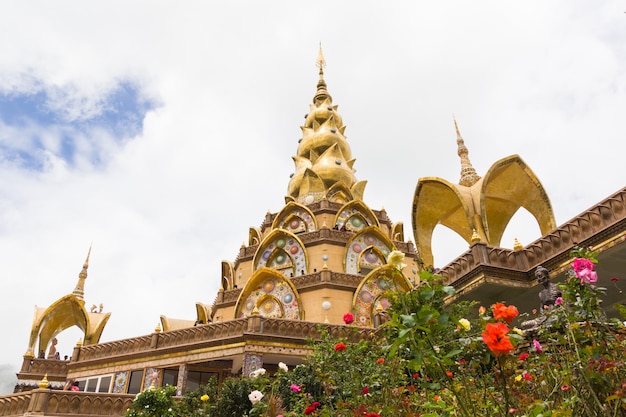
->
(0, 0), (624, 394)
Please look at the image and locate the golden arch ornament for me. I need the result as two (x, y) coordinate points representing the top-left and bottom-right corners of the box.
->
(235, 267), (303, 320)
(412, 154), (556, 268)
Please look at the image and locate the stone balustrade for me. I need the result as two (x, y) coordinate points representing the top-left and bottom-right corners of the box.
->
(439, 186), (626, 286)
(0, 389), (134, 417)
(71, 317), (377, 367)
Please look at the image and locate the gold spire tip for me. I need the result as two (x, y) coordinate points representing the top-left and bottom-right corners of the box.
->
(316, 43), (326, 69)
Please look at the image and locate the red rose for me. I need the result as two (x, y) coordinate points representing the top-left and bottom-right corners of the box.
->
(376, 358), (384, 364)
(519, 353), (529, 361)
(343, 312), (354, 324)
(334, 342), (347, 352)
(304, 401), (321, 415)
(362, 386), (369, 395)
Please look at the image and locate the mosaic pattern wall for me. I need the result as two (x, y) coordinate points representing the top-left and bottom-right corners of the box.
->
(354, 276), (393, 327)
(336, 206), (375, 231)
(243, 353), (263, 377)
(277, 209), (316, 233)
(256, 236), (307, 277)
(142, 368), (160, 391)
(346, 233), (391, 274)
(112, 371), (128, 394)
(240, 277), (300, 319)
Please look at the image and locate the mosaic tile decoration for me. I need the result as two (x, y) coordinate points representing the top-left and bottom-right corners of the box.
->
(277, 209), (316, 233)
(240, 277), (300, 319)
(346, 233), (391, 275)
(256, 235), (307, 277)
(112, 371), (128, 394)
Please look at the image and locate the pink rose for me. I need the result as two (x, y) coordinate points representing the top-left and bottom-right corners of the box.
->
(290, 384), (301, 393)
(572, 258), (595, 273)
(577, 268), (598, 284)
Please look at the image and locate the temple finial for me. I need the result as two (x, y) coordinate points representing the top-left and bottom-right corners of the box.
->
(454, 117), (481, 187)
(72, 245), (91, 301)
(314, 44), (330, 104)
(316, 43), (326, 73)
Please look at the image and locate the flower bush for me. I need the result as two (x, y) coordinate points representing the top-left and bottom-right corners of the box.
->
(126, 247), (626, 416)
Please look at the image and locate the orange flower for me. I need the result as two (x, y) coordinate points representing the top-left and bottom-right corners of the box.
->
(482, 322), (514, 356)
(334, 342), (347, 352)
(491, 303), (519, 324)
(376, 358), (385, 364)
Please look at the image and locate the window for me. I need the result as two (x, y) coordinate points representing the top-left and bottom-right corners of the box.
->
(162, 369), (179, 387)
(127, 370), (144, 394)
(75, 374), (114, 393)
(186, 371), (218, 391)
(98, 376), (112, 393)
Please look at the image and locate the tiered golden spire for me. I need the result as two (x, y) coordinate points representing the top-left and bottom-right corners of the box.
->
(454, 118), (481, 187)
(286, 46), (366, 204)
(72, 246), (91, 301)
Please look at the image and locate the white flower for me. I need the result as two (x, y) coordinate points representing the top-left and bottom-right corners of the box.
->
(248, 390), (264, 405)
(387, 250), (407, 269)
(249, 368), (266, 378)
(278, 362), (288, 372)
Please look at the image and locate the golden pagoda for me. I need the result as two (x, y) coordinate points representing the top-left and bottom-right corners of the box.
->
(3, 50), (625, 417)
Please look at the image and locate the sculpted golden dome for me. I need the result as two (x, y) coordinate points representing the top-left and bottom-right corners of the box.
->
(287, 47), (365, 204)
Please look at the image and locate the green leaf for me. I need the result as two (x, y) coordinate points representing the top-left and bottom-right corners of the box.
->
(442, 285), (456, 295)
(445, 349), (462, 358)
(400, 314), (416, 327)
(421, 289), (435, 300)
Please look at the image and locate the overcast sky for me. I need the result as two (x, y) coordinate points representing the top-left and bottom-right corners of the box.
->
(0, 1), (624, 393)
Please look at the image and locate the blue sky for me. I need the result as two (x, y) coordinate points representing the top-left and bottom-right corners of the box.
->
(0, 0), (624, 394)
(0, 82), (155, 170)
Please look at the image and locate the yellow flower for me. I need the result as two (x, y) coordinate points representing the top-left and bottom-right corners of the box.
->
(512, 327), (524, 336)
(458, 318), (471, 331)
(515, 375), (522, 382)
(200, 394), (209, 402)
(387, 250), (407, 269)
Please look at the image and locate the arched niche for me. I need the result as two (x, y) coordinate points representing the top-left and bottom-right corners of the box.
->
(352, 265), (412, 327)
(249, 227), (262, 246)
(253, 230), (308, 277)
(221, 261), (234, 290)
(235, 267), (303, 320)
(391, 222), (405, 241)
(356, 247), (386, 275)
(334, 201), (380, 232)
(326, 183), (353, 204)
(345, 226), (395, 275)
(272, 202), (317, 234)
